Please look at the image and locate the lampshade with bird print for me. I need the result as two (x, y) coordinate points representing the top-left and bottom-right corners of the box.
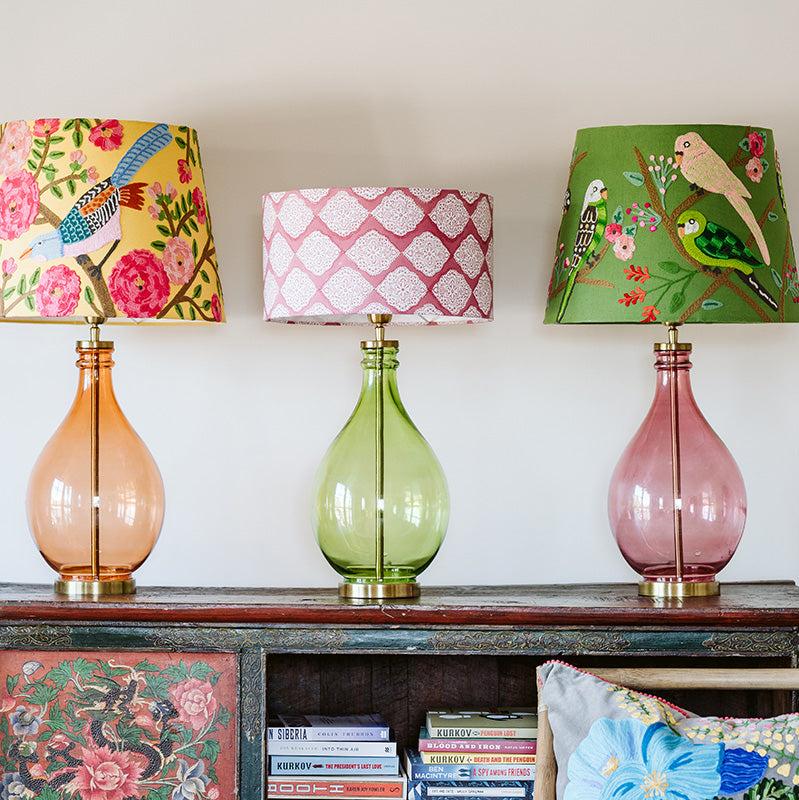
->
(545, 124), (795, 601)
(262, 187), (493, 600)
(0, 118), (223, 322)
(0, 118), (224, 598)
(545, 124), (794, 325)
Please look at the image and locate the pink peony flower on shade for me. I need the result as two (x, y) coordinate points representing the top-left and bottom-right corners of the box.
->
(70, 149), (86, 165)
(169, 678), (218, 731)
(33, 119), (60, 137)
(2, 257), (17, 276)
(148, 204), (160, 220)
(211, 293), (222, 322)
(86, 166), (100, 185)
(747, 131), (765, 158)
(192, 187), (207, 225)
(165, 182), (177, 201)
(0, 170), (40, 240)
(163, 237), (195, 284)
(88, 119), (124, 151)
(604, 222), (623, 243)
(177, 159), (192, 184)
(613, 234), (636, 261)
(108, 249), (170, 317)
(745, 156), (764, 183)
(35, 265), (81, 317)
(0, 120), (32, 174)
(147, 181), (163, 201)
(71, 746), (142, 800)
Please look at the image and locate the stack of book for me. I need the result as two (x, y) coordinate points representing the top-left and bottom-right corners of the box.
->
(404, 709), (538, 800)
(267, 714), (406, 800)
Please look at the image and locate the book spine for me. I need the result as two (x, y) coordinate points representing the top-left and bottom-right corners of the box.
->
(420, 754), (535, 765)
(269, 741), (398, 757)
(419, 739), (536, 755)
(407, 782), (532, 799)
(268, 726), (390, 741)
(407, 764), (535, 781)
(270, 757), (399, 776)
(267, 777), (406, 798)
(425, 726), (537, 740)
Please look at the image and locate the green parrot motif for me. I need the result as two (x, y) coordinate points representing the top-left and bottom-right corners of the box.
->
(557, 179), (608, 322)
(676, 209), (778, 311)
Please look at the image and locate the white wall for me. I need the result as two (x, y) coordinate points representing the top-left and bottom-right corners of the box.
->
(2, 0), (798, 589)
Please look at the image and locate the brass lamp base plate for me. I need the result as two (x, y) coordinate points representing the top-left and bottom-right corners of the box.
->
(639, 580), (719, 599)
(339, 581), (420, 601)
(54, 579), (136, 598)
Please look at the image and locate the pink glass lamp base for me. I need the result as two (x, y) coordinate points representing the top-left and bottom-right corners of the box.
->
(608, 327), (746, 599)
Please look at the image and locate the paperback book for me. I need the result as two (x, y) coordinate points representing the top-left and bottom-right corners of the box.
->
(268, 739), (398, 757)
(268, 713), (390, 742)
(418, 728), (536, 754)
(420, 753), (535, 765)
(407, 781), (534, 800)
(425, 710), (537, 740)
(267, 775), (407, 798)
(270, 756), (400, 776)
(405, 751), (535, 782)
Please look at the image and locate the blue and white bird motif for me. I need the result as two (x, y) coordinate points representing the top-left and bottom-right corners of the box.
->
(21, 123), (173, 262)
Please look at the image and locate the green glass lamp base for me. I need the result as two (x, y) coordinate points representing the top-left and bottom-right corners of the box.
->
(339, 581), (421, 601)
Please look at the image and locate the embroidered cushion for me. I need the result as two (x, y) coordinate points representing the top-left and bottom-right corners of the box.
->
(538, 661), (799, 800)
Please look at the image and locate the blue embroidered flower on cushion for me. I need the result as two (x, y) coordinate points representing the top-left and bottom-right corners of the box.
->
(565, 718), (644, 800)
(718, 747), (768, 795)
(566, 719), (724, 800)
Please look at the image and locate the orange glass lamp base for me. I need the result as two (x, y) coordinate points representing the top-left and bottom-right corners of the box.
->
(27, 322), (164, 599)
(54, 576), (137, 598)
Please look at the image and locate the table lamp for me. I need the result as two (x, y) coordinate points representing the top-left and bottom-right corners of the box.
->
(262, 187), (493, 599)
(0, 118), (224, 597)
(545, 124), (795, 598)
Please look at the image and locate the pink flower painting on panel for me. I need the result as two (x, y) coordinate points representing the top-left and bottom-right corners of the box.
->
(169, 678), (219, 732)
(0, 650), (237, 800)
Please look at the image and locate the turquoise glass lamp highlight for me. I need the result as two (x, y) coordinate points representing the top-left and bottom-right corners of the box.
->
(262, 187), (494, 600)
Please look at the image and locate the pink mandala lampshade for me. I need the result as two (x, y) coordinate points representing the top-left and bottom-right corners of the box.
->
(262, 188), (493, 600)
(262, 187), (493, 323)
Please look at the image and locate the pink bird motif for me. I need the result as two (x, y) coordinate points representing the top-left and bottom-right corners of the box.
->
(674, 131), (770, 265)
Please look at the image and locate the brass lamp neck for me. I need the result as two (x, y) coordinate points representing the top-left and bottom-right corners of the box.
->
(79, 316), (113, 350)
(362, 313), (398, 350)
(654, 323), (692, 353)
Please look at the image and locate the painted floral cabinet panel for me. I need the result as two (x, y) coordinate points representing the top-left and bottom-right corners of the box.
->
(0, 650), (237, 800)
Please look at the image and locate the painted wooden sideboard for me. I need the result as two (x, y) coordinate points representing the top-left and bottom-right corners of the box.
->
(1, 582), (798, 799)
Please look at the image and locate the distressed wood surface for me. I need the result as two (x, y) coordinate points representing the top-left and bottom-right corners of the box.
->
(1, 582), (799, 626)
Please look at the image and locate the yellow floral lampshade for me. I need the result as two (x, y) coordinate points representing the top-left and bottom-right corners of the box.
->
(0, 118), (223, 322)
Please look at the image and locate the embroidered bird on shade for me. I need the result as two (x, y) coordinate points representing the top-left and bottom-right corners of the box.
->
(22, 124), (173, 262)
(0, 119), (224, 322)
(544, 124), (797, 325)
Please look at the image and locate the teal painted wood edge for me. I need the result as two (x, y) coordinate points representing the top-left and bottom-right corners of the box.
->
(0, 623), (796, 657)
(239, 648), (266, 800)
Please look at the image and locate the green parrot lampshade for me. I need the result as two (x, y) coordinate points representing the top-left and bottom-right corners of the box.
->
(544, 124), (795, 600)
